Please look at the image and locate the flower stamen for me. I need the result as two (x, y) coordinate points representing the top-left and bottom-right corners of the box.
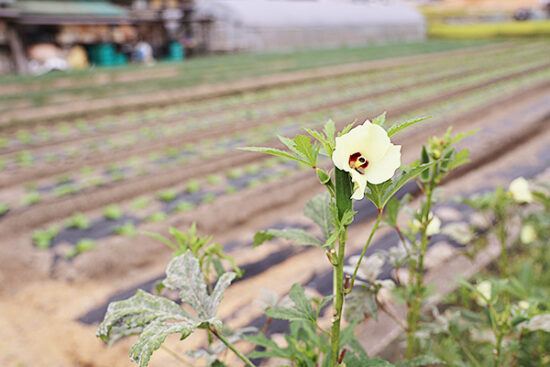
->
(348, 152), (369, 174)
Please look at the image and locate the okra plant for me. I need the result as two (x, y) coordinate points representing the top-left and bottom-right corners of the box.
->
(97, 114), (474, 366)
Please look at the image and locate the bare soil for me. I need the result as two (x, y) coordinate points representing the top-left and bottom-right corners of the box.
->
(0, 79), (549, 367)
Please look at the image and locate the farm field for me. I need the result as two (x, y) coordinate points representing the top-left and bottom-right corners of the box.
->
(1, 39), (550, 367)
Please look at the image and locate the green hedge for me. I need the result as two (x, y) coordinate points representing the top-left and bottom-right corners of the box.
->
(429, 21), (550, 39)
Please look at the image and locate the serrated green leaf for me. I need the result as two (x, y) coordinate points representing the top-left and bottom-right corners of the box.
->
(289, 283), (316, 321)
(387, 116), (429, 137)
(294, 134), (319, 166)
(265, 305), (311, 322)
(304, 192), (334, 241)
(97, 290), (195, 345)
(239, 146), (309, 166)
(450, 129), (478, 145)
(141, 231), (178, 251)
(252, 230), (275, 248)
(323, 120), (336, 149)
(129, 320), (199, 367)
(373, 112), (387, 126)
(395, 355), (445, 367)
(338, 120), (357, 137)
(379, 162), (438, 209)
(253, 228), (325, 248)
(345, 286), (378, 323)
(385, 197), (399, 227)
(345, 355), (395, 367)
(163, 251), (236, 321)
(448, 149), (470, 171)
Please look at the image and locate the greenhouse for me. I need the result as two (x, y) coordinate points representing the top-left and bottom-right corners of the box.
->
(193, 0), (427, 52)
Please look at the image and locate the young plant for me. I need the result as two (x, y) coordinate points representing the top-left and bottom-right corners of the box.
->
(103, 205), (124, 221)
(113, 221), (137, 237)
(32, 226), (59, 249)
(65, 238), (97, 259)
(0, 202), (9, 216)
(65, 212), (91, 230)
(21, 191), (41, 206)
(97, 114), (458, 367)
(157, 189), (178, 202)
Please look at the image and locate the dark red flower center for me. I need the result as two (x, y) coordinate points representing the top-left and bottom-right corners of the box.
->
(348, 152), (369, 174)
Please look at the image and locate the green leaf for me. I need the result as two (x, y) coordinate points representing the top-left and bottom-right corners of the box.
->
(129, 320), (199, 367)
(387, 116), (429, 137)
(448, 149), (470, 171)
(372, 112), (387, 126)
(385, 197), (399, 227)
(345, 286), (378, 323)
(141, 231), (178, 251)
(304, 192), (334, 241)
(345, 355), (395, 367)
(266, 284), (316, 323)
(163, 251), (236, 322)
(450, 129), (478, 145)
(253, 228), (325, 248)
(335, 168), (353, 219)
(395, 355), (446, 367)
(421, 146), (430, 182)
(246, 332), (293, 359)
(97, 290), (195, 345)
(323, 120), (336, 150)
(288, 283), (316, 321)
(338, 120), (357, 136)
(239, 146), (309, 166)
(378, 162), (438, 209)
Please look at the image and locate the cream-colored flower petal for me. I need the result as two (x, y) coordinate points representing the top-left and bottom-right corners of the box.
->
(426, 215), (441, 236)
(350, 169), (367, 200)
(332, 121), (391, 171)
(509, 177), (533, 203)
(362, 144), (401, 184)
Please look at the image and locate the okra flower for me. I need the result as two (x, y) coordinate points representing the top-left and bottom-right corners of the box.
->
(333, 120), (401, 200)
(509, 177), (533, 204)
(520, 224), (537, 244)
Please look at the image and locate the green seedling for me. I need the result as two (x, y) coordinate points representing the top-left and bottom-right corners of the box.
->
(174, 201), (195, 213)
(157, 189), (178, 202)
(32, 226), (59, 249)
(130, 197), (150, 210)
(164, 147), (179, 158)
(245, 164), (260, 175)
(226, 168), (244, 180)
(65, 212), (91, 230)
(201, 193), (216, 204)
(17, 150), (34, 167)
(0, 137), (8, 149)
(56, 174), (72, 185)
(146, 212), (167, 223)
(111, 172), (124, 182)
(80, 166), (94, 175)
(53, 184), (80, 197)
(113, 221), (137, 237)
(206, 174), (222, 186)
(225, 185), (237, 195)
(103, 205), (124, 221)
(0, 202), (9, 216)
(21, 191), (41, 206)
(247, 179), (261, 188)
(16, 130), (32, 145)
(65, 238), (97, 259)
(88, 177), (105, 187)
(186, 179), (201, 194)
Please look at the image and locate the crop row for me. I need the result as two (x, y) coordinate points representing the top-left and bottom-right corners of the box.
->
(0, 54), (548, 218)
(0, 40), (492, 109)
(0, 42), (543, 153)
(1, 48), (547, 176)
(21, 64), (550, 257)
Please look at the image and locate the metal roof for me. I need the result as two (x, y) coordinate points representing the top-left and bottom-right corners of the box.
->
(11, 0), (129, 24)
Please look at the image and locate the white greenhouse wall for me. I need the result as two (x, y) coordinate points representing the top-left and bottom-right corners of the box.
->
(194, 0), (427, 53)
